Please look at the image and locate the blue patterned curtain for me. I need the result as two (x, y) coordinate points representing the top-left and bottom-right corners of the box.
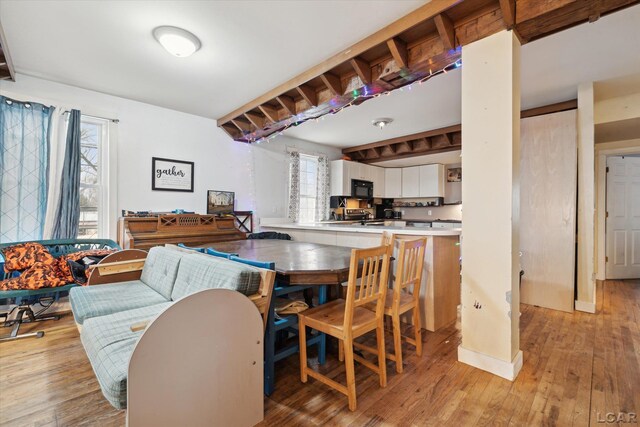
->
(52, 109), (81, 239)
(0, 96), (52, 243)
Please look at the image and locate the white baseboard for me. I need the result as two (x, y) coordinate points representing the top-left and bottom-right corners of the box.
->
(575, 300), (596, 313)
(458, 346), (523, 381)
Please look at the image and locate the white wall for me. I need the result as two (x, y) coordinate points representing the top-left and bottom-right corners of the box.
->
(0, 74), (341, 239)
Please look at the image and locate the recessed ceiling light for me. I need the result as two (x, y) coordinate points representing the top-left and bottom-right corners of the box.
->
(153, 26), (201, 58)
(372, 118), (393, 129)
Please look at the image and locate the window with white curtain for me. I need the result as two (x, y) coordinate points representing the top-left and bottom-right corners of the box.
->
(78, 116), (109, 238)
(298, 154), (318, 223)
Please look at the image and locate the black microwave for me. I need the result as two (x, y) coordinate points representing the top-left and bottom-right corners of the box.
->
(351, 179), (373, 199)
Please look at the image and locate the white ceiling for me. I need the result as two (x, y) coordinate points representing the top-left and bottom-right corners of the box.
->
(0, 0), (425, 118)
(2, 1), (639, 150)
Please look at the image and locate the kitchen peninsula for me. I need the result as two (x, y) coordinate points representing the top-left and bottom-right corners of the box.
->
(261, 222), (461, 331)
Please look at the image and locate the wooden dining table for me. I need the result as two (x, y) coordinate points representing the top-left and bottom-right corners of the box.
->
(204, 239), (358, 395)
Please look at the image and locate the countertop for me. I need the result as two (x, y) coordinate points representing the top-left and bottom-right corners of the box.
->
(261, 222), (461, 236)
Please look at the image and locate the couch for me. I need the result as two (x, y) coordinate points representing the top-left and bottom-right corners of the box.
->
(69, 245), (275, 426)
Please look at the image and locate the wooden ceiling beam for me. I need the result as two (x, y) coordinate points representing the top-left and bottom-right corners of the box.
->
(350, 57), (372, 85)
(498, 0), (516, 29)
(320, 73), (343, 96)
(220, 123), (241, 139)
(343, 124), (462, 153)
(296, 85), (318, 107)
(217, 0), (460, 125)
(258, 104), (279, 123)
(276, 96), (296, 116)
(386, 37), (408, 69)
(434, 13), (456, 50)
(244, 112), (267, 129)
(216, 0), (631, 143)
(443, 132), (453, 145)
(231, 118), (254, 133)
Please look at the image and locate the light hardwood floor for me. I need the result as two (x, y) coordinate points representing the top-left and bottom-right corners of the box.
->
(0, 280), (638, 426)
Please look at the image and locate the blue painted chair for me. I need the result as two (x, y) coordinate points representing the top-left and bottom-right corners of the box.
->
(229, 255), (327, 396)
(177, 243), (205, 253)
(0, 239), (121, 341)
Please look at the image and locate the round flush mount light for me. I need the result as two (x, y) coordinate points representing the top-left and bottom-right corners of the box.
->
(153, 26), (201, 57)
(372, 118), (393, 129)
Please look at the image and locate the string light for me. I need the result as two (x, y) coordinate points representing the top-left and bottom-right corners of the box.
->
(249, 59), (461, 144)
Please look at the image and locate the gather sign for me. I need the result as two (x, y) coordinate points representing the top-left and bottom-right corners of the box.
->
(151, 157), (194, 192)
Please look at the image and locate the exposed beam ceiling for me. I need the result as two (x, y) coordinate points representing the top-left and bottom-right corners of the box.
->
(217, 0), (638, 143)
(344, 100), (578, 163)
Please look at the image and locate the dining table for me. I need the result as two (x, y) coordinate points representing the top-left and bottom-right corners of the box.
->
(204, 239), (358, 395)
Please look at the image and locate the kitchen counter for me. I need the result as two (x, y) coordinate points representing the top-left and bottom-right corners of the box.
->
(261, 222), (461, 236)
(260, 221), (461, 332)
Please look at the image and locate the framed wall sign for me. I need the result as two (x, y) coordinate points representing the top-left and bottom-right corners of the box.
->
(152, 157), (194, 192)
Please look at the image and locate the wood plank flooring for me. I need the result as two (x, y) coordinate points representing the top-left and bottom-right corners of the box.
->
(0, 280), (638, 426)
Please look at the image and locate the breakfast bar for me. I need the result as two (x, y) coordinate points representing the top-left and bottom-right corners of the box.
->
(261, 222), (461, 332)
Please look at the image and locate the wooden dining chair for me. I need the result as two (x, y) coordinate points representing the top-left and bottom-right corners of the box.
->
(358, 237), (427, 373)
(298, 244), (392, 411)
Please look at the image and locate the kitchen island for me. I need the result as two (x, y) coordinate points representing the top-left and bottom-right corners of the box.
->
(261, 222), (461, 332)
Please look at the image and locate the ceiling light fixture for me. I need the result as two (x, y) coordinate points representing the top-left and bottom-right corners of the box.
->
(372, 118), (393, 129)
(153, 26), (201, 58)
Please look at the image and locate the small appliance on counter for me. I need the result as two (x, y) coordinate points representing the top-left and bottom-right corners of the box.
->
(344, 209), (371, 221)
(384, 209), (395, 219)
(393, 210), (402, 219)
(375, 198), (394, 219)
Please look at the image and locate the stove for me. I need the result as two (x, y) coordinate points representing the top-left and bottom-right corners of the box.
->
(344, 209), (371, 221)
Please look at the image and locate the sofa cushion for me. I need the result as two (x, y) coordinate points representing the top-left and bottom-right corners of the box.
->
(140, 246), (184, 300)
(80, 302), (171, 409)
(69, 280), (168, 325)
(170, 253), (262, 301)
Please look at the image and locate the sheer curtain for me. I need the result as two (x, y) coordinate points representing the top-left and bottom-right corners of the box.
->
(315, 155), (330, 222)
(0, 96), (53, 243)
(287, 151), (300, 222)
(51, 109), (81, 239)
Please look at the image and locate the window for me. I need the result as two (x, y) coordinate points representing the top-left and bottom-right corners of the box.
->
(298, 154), (318, 223)
(78, 117), (109, 238)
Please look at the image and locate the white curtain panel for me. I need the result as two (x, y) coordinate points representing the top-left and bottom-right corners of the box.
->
(43, 109), (68, 238)
(315, 155), (330, 221)
(287, 151), (300, 222)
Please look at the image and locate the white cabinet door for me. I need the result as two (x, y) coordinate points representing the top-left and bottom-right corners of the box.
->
(402, 166), (420, 198)
(330, 160), (352, 196)
(372, 166), (385, 197)
(419, 164), (445, 197)
(385, 168), (402, 198)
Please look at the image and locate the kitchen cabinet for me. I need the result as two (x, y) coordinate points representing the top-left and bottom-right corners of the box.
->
(372, 166), (385, 198)
(330, 160), (385, 197)
(384, 168), (402, 198)
(401, 166), (420, 197)
(418, 164), (445, 197)
(330, 160), (350, 196)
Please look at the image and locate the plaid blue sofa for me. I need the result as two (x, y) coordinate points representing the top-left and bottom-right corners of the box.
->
(69, 246), (262, 409)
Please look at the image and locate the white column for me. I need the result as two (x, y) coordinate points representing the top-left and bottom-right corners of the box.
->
(458, 30), (523, 380)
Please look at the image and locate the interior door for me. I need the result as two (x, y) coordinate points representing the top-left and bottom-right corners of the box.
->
(605, 156), (640, 279)
(520, 110), (577, 313)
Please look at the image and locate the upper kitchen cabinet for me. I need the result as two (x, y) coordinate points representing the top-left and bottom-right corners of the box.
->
(330, 160), (351, 196)
(330, 160), (384, 197)
(371, 166), (385, 198)
(385, 168), (402, 198)
(419, 164), (445, 197)
(402, 166), (420, 198)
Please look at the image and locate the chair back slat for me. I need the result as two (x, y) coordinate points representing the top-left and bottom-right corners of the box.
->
(344, 245), (392, 329)
(393, 238), (427, 306)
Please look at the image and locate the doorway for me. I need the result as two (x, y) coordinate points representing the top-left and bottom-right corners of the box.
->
(605, 155), (640, 279)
